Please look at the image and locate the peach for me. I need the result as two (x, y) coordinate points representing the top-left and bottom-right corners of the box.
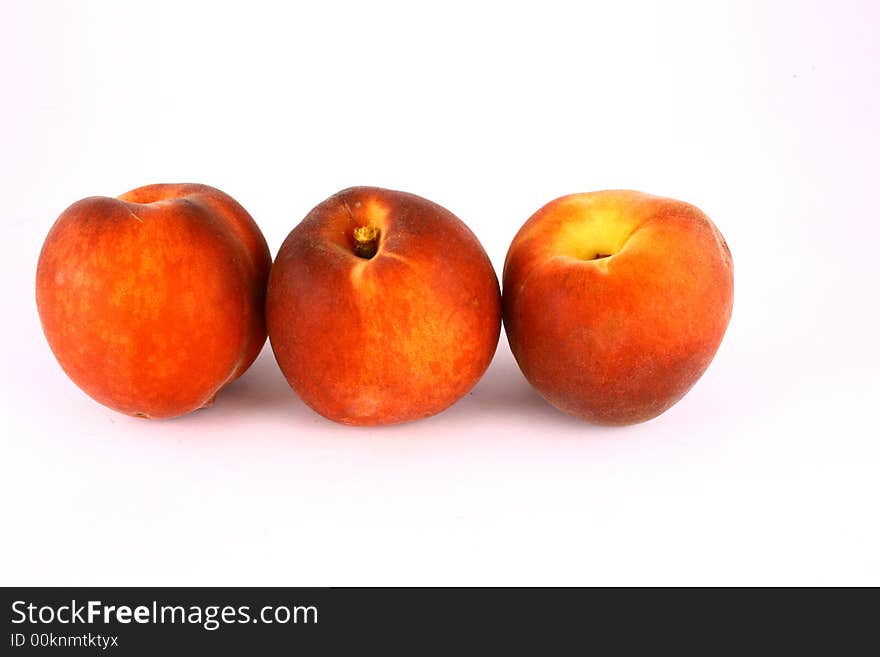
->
(503, 190), (733, 425)
(36, 183), (271, 419)
(266, 186), (501, 425)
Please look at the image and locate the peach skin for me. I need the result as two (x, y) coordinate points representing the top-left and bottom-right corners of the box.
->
(502, 190), (733, 425)
(266, 186), (501, 426)
(36, 183), (272, 419)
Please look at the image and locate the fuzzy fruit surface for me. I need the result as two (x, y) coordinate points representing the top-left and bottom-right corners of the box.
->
(36, 183), (272, 419)
(267, 186), (501, 426)
(503, 190), (734, 425)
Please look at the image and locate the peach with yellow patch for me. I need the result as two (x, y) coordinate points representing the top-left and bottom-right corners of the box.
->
(266, 186), (501, 426)
(36, 183), (271, 419)
(503, 190), (733, 425)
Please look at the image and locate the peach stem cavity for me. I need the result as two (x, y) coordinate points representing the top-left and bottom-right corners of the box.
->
(353, 225), (380, 259)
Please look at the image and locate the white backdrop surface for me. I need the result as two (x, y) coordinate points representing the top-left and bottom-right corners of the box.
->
(1, 0), (878, 585)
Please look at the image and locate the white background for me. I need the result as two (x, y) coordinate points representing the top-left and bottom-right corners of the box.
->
(2, 0), (878, 586)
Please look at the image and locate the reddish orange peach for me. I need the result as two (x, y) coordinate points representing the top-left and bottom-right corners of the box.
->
(36, 183), (271, 419)
(266, 187), (501, 425)
(503, 190), (733, 425)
